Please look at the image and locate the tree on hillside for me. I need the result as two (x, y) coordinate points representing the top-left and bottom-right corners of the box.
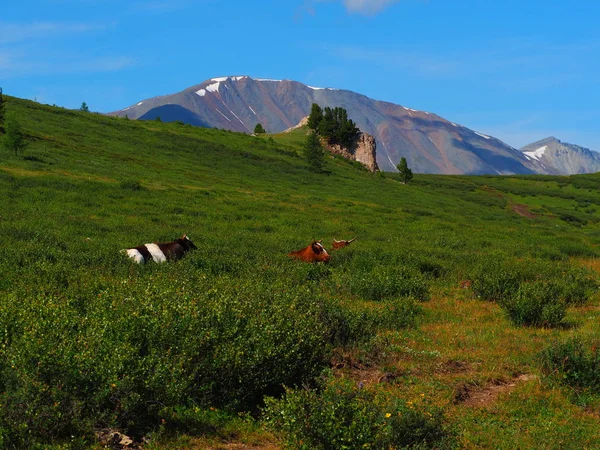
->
(3, 116), (27, 157)
(396, 157), (413, 184)
(317, 106), (359, 149)
(80, 102), (89, 113)
(304, 130), (326, 173)
(307, 103), (323, 130)
(254, 123), (266, 134)
(0, 87), (5, 134)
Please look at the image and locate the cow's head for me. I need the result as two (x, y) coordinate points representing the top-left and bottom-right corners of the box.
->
(289, 240), (331, 263)
(178, 234), (198, 252)
(310, 240), (331, 262)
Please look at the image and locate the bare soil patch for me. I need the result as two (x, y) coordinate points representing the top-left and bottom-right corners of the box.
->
(512, 204), (538, 219)
(454, 374), (538, 407)
(437, 359), (471, 374)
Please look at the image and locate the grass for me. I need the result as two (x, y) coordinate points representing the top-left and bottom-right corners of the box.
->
(1, 96), (600, 448)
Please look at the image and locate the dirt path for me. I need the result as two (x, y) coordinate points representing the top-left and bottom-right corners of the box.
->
(455, 374), (538, 407)
(511, 203), (538, 219)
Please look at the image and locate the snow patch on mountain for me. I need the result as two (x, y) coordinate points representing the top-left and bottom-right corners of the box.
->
(195, 89), (206, 97)
(215, 108), (231, 122)
(229, 109), (245, 125)
(206, 82), (220, 93)
(523, 145), (547, 161)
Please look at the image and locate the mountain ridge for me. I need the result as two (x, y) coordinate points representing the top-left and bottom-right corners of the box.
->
(109, 76), (550, 175)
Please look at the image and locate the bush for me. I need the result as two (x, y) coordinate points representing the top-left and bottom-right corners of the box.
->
(345, 267), (429, 302)
(119, 179), (145, 191)
(263, 376), (447, 450)
(322, 297), (422, 346)
(557, 266), (598, 306)
(500, 281), (567, 327)
(470, 256), (525, 302)
(0, 276), (337, 446)
(540, 336), (600, 394)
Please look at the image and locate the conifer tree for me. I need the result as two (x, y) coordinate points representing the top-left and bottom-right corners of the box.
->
(3, 116), (27, 157)
(303, 130), (326, 172)
(80, 102), (89, 112)
(307, 103), (323, 130)
(396, 157), (414, 184)
(318, 107), (336, 141)
(254, 123), (266, 134)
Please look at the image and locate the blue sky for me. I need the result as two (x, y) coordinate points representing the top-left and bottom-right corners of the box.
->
(2, 0), (600, 150)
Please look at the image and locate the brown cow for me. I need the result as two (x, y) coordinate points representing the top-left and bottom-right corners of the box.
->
(331, 237), (356, 250)
(288, 240), (331, 263)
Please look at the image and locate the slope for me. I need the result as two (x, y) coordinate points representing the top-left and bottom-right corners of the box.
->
(2, 96), (600, 449)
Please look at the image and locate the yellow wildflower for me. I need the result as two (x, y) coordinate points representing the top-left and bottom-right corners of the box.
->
(385, 413), (392, 418)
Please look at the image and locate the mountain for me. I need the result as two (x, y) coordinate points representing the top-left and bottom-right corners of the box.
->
(110, 76), (544, 174)
(520, 137), (600, 175)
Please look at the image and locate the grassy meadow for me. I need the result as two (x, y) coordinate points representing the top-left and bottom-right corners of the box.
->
(1, 96), (600, 448)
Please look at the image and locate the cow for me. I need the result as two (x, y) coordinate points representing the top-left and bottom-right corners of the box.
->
(331, 237), (356, 250)
(123, 234), (197, 264)
(288, 240), (331, 263)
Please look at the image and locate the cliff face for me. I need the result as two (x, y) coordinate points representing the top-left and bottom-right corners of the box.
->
(354, 133), (379, 172)
(324, 132), (379, 172)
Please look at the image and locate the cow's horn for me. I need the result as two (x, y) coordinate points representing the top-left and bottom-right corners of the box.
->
(333, 238), (340, 243)
(348, 237), (356, 243)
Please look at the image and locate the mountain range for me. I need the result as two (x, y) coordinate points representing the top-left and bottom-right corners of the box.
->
(110, 76), (599, 175)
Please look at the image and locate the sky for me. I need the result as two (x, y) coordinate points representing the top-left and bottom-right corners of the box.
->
(2, 0), (600, 150)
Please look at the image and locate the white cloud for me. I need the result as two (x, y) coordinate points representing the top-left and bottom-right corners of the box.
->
(303, 0), (401, 16)
(132, 0), (189, 12)
(0, 20), (133, 78)
(342, 0), (400, 14)
(0, 21), (104, 44)
(322, 44), (459, 75)
(0, 53), (136, 79)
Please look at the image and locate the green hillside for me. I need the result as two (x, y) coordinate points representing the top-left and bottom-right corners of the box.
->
(2, 96), (600, 449)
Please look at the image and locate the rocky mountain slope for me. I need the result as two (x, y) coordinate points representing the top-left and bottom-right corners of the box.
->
(110, 76), (545, 174)
(521, 137), (600, 175)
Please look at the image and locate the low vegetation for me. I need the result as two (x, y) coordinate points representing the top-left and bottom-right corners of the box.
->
(1, 96), (600, 448)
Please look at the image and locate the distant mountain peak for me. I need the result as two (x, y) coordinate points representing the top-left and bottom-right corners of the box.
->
(520, 136), (600, 174)
(191, 76), (337, 98)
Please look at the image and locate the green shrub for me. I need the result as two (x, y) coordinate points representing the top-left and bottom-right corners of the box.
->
(119, 179), (145, 191)
(322, 298), (422, 346)
(500, 281), (567, 327)
(540, 336), (600, 394)
(557, 266), (598, 306)
(263, 376), (447, 450)
(470, 256), (525, 302)
(345, 267), (429, 302)
(0, 277), (337, 445)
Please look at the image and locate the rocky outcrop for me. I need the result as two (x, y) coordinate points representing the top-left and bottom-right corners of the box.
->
(284, 116), (309, 133)
(354, 133), (379, 172)
(324, 132), (379, 172)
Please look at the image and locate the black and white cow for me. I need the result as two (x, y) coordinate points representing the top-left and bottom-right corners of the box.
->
(124, 234), (197, 264)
